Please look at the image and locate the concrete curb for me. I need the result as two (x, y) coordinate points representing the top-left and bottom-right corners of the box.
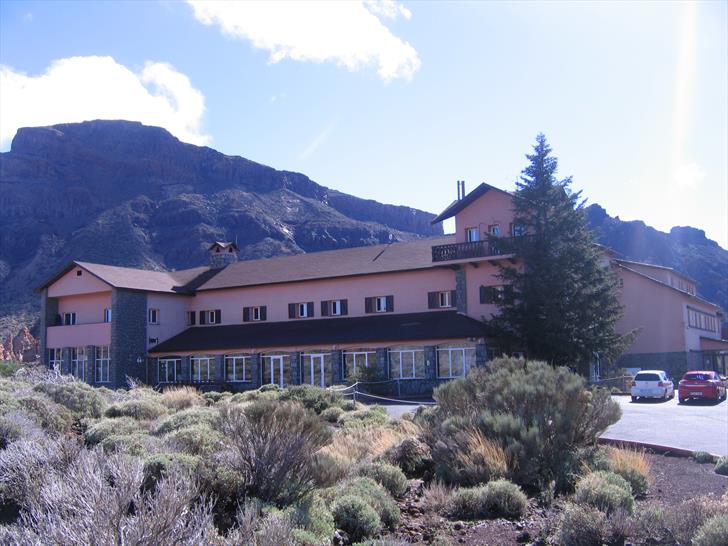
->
(598, 437), (721, 460)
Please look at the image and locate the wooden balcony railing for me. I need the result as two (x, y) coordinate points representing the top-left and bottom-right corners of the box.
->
(431, 237), (522, 262)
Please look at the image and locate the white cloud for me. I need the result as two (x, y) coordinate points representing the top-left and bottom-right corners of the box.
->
(673, 162), (706, 187)
(0, 56), (209, 149)
(187, 0), (420, 82)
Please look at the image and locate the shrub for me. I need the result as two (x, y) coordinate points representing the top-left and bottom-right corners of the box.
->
(0, 361), (21, 377)
(143, 452), (201, 486)
(202, 391), (229, 405)
(340, 400), (359, 411)
(693, 514), (728, 546)
(693, 451), (714, 464)
(321, 406), (343, 423)
(259, 384), (281, 393)
(428, 358), (621, 492)
(18, 395), (74, 433)
(422, 480), (455, 514)
(106, 399), (167, 420)
(606, 446), (651, 498)
(661, 495), (728, 546)
(432, 426), (508, 486)
(450, 486), (485, 519)
(280, 384), (343, 414)
(289, 493), (336, 546)
(33, 381), (107, 418)
(160, 386), (204, 411)
(100, 431), (161, 456)
(352, 541), (410, 546)
(715, 456), (728, 476)
(574, 471), (634, 514)
(339, 409), (389, 428)
(557, 503), (605, 546)
(163, 424), (224, 455)
(332, 495), (382, 542)
(383, 436), (433, 478)
(326, 477), (400, 528)
(359, 462), (408, 497)
(154, 406), (219, 435)
(450, 480), (527, 520)
(84, 416), (142, 445)
(311, 451), (351, 487)
(220, 400), (332, 504)
(0, 416), (21, 449)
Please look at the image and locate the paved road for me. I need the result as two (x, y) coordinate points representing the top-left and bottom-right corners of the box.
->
(383, 396), (728, 456)
(603, 395), (728, 456)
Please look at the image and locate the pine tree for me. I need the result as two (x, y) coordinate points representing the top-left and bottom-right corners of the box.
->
(490, 134), (629, 375)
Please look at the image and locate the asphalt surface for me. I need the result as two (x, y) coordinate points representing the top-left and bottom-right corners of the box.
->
(382, 395), (728, 456)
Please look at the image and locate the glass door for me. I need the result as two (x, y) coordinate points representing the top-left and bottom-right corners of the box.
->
(263, 355), (285, 387)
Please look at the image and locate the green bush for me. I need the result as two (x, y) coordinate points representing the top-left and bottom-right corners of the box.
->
(693, 514), (728, 546)
(693, 451), (714, 464)
(449, 480), (527, 520)
(34, 381), (107, 418)
(575, 471), (634, 515)
(383, 436), (432, 478)
(143, 452), (201, 487)
(321, 406), (343, 423)
(105, 399), (167, 420)
(325, 477), (400, 529)
(259, 384), (282, 393)
(428, 358), (621, 492)
(557, 503), (605, 546)
(202, 391), (229, 405)
(163, 424), (224, 455)
(0, 416), (21, 448)
(100, 431), (160, 456)
(280, 385), (343, 414)
(359, 462), (408, 497)
(352, 540), (410, 546)
(18, 395), (74, 433)
(84, 416), (142, 445)
(339, 409), (389, 428)
(714, 456), (728, 476)
(153, 406), (219, 435)
(340, 400), (359, 412)
(332, 495), (382, 542)
(311, 451), (351, 487)
(289, 493), (336, 546)
(0, 390), (19, 411)
(0, 361), (22, 377)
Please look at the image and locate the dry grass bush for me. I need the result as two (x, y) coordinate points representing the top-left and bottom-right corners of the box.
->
(33, 380), (108, 418)
(163, 424), (225, 455)
(105, 398), (168, 421)
(220, 400), (332, 504)
(0, 443), (216, 546)
(311, 451), (352, 487)
(693, 514), (728, 546)
(84, 416), (143, 445)
(320, 406), (343, 423)
(338, 408), (389, 428)
(422, 480), (455, 514)
(161, 386), (204, 411)
(557, 503), (605, 546)
(154, 406), (219, 435)
(574, 471), (634, 515)
(390, 417), (421, 436)
(449, 479), (527, 520)
(321, 425), (405, 463)
(660, 494), (728, 546)
(605, 446), (652, 498)
(434, 427), (509, 486)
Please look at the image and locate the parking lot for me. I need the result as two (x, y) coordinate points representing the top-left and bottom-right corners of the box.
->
(602, 395), (728, 456)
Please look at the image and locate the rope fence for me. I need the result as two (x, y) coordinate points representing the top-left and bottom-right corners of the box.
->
(329, 380), (436, 406)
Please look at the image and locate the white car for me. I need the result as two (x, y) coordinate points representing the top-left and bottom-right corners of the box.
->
(631, 370), (675, 401)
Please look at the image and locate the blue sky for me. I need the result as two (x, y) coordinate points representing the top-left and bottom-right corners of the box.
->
(1, 0), (726, 247)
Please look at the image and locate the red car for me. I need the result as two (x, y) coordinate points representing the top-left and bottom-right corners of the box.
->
(678, 370), (727, 403)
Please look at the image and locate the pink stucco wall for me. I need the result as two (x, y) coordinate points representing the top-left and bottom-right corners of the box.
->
(461, 260), (508, 320)
(47, 322), (111, 348)
(48, 266), (111, 297)
(190, 267), (456, 325)
(57, 292), (112, 325)
(623, 263), (696, 294)
(454, 190), (516, 244)
(147, 293), (191, 349)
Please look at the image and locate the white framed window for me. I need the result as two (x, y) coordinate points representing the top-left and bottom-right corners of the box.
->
(63, 312), (76, 326)
(437, 345), (476, 378)
(489, 224), (501, 237)
(71, 346), (86, 380)
(331, 300), (343, 316)
(186, 311), (196, 326)
(388, 348), (425, 380)
(376, 296), (388, 313)
(148, 308), (160, 324)
(95, 345), (110, 383)
(298, 303), (309, 318)
(252, 306), (262, 321)
(687, 308), (718, 332)
(343, 350), (375, 379)
(301, 352), (333, 387)
(103, 308), (112, 323)
(466, 227), (480, 242)
(224, 355), (252, 382)
(159, 358), (182, 383)
(199, 309), (221, 325)
(48, 348), (63, 372)
(438, 291), (451, 308)
(191, 355), (215, 382)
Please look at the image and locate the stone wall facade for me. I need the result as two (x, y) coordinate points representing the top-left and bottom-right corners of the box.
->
(616, 351), (689, 380)
(39, 289), (58, 367)
(111, 289), (148, 388)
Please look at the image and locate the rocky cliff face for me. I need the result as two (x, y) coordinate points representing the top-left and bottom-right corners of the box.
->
(0, 120), (442, 325)
(586, 204), (728, 316)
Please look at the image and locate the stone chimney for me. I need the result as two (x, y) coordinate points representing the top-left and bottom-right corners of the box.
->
(208, 241), (239, 269)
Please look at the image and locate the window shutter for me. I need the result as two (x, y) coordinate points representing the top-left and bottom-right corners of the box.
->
(386, 295), (394, 312)
(341, 299), (348, 315)
(365, 297), (373, 314)
(450, 290), (457, 307)
(321, 301), (329, 317)
(189, 312), (196, 326)
(427, 291), (438, 309)
(260, 306), (267, 321)
(243, 307), (250, 322)
(214, 310), (221, 324)
(55, 314), (62, 326)
(307, 302), (314, 317)
(479, 286), (487, 304)
(288, 303), (296, 319)
(199, 310), (207, 325)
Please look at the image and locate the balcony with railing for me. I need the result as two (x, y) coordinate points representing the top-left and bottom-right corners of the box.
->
(431, 237), (522, 263)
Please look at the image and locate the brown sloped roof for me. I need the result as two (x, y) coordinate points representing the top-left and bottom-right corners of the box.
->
(196, 236), (455, 291)
(149, 310), (485, 354)
(36, 261), (212, 294)
(431, 183), (512, 224)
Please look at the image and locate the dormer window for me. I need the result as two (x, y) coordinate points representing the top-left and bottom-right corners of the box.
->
(466, 227), (480, 242)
